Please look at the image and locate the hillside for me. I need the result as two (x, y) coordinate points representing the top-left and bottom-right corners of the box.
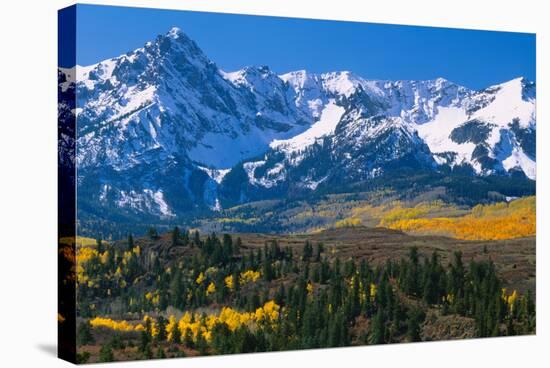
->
(69, 226), (535, 362)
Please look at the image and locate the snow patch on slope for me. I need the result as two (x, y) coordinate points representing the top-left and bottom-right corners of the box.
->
(502, 149), (536, 179)
(243, 160), (286, 188)
(188, 125), (299, 168)
(473, 78), (535, 128)
(270, 100), (345, 154)
(416, 106), (475, 167)
(116, 189), (175, 218)
(198, 166), (231, 184)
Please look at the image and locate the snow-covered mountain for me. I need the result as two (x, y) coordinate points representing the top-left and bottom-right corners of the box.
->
(60, 27), (536, 221)
(238, 74), (536, 198)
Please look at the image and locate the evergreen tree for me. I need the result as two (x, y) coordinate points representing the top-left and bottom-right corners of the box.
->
(449, 251), (465, 308)
(139, 330), (150, 353)
(303, 241), (313, 262)
(109, 333), (125, 350)
(148, 227), (159, 240)
(406, 309), (424, 342)
(77, 321), (94, 345)
(275, 283), (286, 306)
(127, 233), (134, 251)
(143, 343), (153, 359)
(371, 309), (386, 344)
(172, 226), (181, 246)
(156, 316), (167, 342)
(405, 247), (420, 296)
(193, 230), (201, 246)
(423, 251), (443, 305)
(96, 238), (104, 254)
(196, 331), (209, 355)
(263, 258), (274, 282)
(315, 242), (324, 262)
(211, 322), (233, 354)
(99, 344), (114, 362)
(183, 329), (194, 348)
(156, 347), (166, 359)
(223, 234), (233, 259)
(234, 237), (242, 254)
(328, 310), (346, 347)
(76, 352), (91, 364)
(169, 317), (181, 344)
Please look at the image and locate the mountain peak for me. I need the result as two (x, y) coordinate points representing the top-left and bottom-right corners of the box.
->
(433, 77), (451, 86)
(242, 65), (272, 75)
(482, 76), (535, 102)
(320, 71), (364, 97)
(280, 70), (317, 89)
(166, 26), (184, 39)
(499, 76), (526, 87)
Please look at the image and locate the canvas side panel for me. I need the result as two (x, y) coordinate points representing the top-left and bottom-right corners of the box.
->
(58, 4), (77, 364)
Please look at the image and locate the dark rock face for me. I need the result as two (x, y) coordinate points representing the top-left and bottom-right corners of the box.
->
(450, 119), (495, 145)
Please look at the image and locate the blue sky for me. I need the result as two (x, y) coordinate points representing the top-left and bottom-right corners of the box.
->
(67, 4), (535, 90)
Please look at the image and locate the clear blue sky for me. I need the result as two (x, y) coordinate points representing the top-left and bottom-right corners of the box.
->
(67, 4), (536, 90)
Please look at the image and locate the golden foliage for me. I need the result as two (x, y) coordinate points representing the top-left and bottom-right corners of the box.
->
(254, 300), (280, 323)
(89, 317), (140, 332)
(306, 281), (313, 295)
(224, 275), (234, 290)
(76, 247), (98, 264)
(196, 272), (206, 285)
(174, 301), (279, 343)
(76, 236), (101, 247)
(145, 291), (160, 305)
(216, 217), (259, 224)
(502, 288), (519, 312)
(369, 283), (377, 302)
(239, 270), (261, 285)
(90, 300), (281, 346)
(335, 217), (361, 228)
(383, 196), (535, 240)
(143, 315), (159, 337)
(206, 282), (216, 296)
(166, 315), (178, 342)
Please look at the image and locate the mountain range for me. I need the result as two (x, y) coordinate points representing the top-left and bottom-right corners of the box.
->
(58, 27), (536, 226)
